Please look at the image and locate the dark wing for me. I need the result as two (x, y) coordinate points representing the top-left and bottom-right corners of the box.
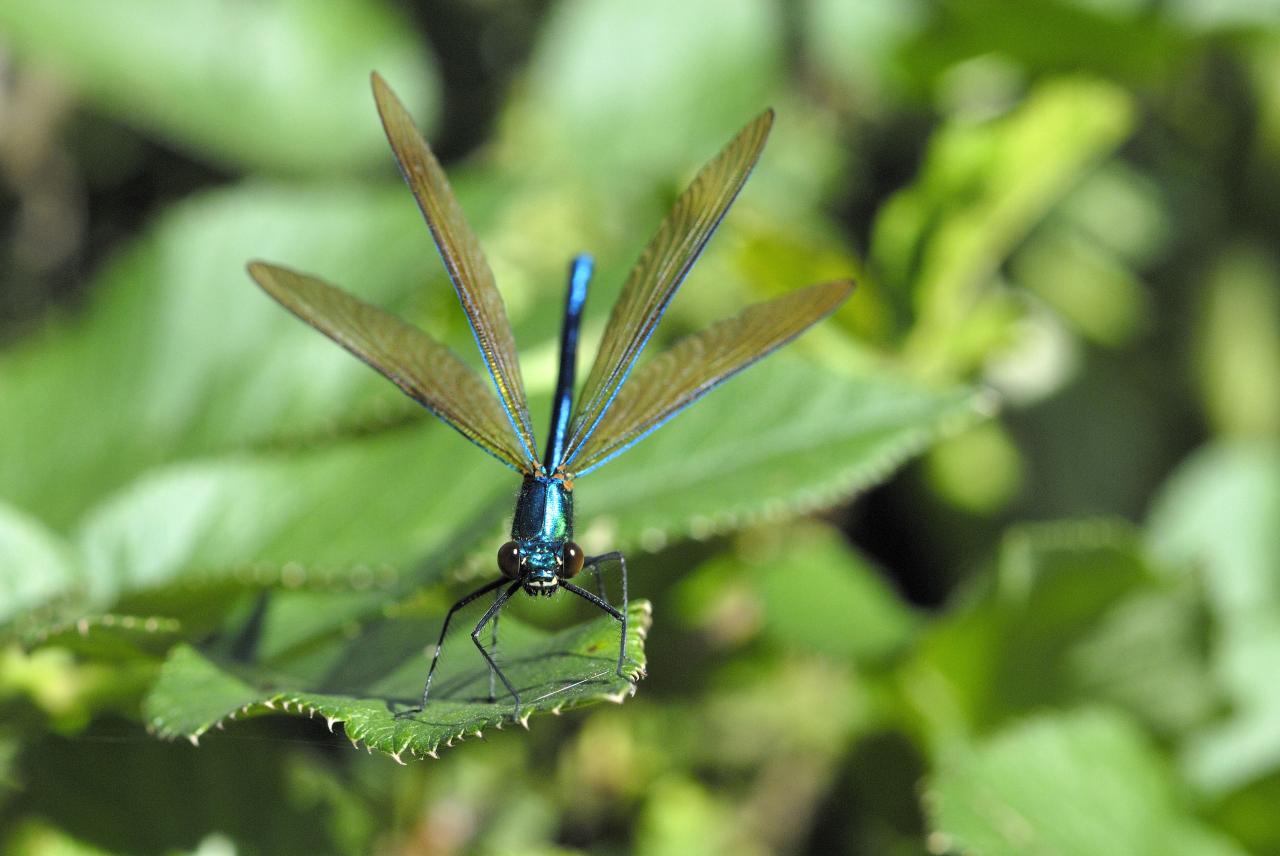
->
(371, 72), (538, 466)
(248, 262), (533, 472)
(566, 280), (853, 476)
(558, 109), (775, 468)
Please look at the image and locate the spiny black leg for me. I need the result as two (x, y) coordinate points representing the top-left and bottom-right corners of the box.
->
(412, 577), (507, 712)
(591, 562), (605, 599)
(488, 587), (503, 701)
(585, 551), (627, 678)
(563, 551), (628, 680)
(473, 580), (524, 716)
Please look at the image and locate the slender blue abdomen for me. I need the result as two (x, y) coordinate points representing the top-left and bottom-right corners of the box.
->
(543, 255), (592, 472)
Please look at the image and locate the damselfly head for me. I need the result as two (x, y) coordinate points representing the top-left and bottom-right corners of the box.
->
(497, 539), (586, 596)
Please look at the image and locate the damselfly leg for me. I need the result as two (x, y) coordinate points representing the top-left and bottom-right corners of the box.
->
(564, 550), (629, 679)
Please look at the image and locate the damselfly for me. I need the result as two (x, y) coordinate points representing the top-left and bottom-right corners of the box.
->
(248, 73), (853, 717)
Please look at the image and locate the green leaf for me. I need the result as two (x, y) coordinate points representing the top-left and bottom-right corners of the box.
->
(517, 0), (782, 179)
(901, 520), (1215, 744)
(871, 77), (1134, 376)
(0, 503), (78, 626)
(578, 357), (991, 552)
(926, 708), (1249, 856)
(0, 0), (438, 173)
(6, 422), (512, 643)
(144, 600), (651, 761)
(76, 427), (507, 598)
(679, 522), (918, 660)
(0, 182), (449, 529)
(1147, 442), (1280, 793)
(1193, 247), (1280, 438)
(897, 0), (1191, 87)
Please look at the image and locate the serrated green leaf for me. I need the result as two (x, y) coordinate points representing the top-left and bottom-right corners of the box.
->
(5, 421), (511, 643)
(75, 426), (508, 601)
(578, 358), (990, 552)
(0, 0), (437, 173)
(145, 601), (651, 760)
(926, 709), (1249, 856)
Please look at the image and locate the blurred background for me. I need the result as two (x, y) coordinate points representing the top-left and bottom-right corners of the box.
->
(3, 1), (1280, 854)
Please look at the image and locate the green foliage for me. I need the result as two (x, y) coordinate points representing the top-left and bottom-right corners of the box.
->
(927, 709), (1248, 856)
(1149, 443), (1280, 794)
(0, 0), (438, 173)
(2, 0), (1279, 852)
(873, 76), (1134, 378)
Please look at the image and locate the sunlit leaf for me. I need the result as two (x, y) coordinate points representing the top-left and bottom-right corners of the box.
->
(0, 0), (438, 172)
(144, 601), (651, 760)
(7, 423), (511, 641)
(871, 77), (1134, 377)
(578, 358), (990, 552)
(0, 504), (77, 626)
(1148, 442), (1280, 793)
(1194, 248), (1280, 438)
(926, 709), (1249, 856)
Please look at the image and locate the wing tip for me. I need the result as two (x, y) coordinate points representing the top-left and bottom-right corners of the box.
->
(818, 278), (857, 313)
(370, 69), (407, 127)
(245, 259), (274, 284)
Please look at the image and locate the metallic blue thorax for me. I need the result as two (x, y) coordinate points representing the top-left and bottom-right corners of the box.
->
(512, 475), (574, 575)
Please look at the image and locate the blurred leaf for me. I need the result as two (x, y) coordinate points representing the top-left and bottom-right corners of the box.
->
(0, 732), (16, 796)
(871, 77), (1133, 376)
(145, 600), (650, 760)
(1206, 773), (1280, 856)
(901, 520), (1216, 746)
(1167, 0), (1280, 31)
(0, 503), (78, 626)
(1052, 161), (1170, 267)
(898, 0), (1191, 88)
(1013, 226), (1151, 347)
(0, 0), (438, 173)
(8, 724), (353, 854)
(2, 821), (121, 856)
(924, 420), (1024, 514)
(1148, 442), (1280, 793)
(803, 0), (928, 107)
(577, 358), (992, 552)
(515, 0), (782, 179)
(1194, 246), (1280, 438)
(752, 528), (918, 661)
(926, 708), (1248, 856)
(637, 776), (759, 856)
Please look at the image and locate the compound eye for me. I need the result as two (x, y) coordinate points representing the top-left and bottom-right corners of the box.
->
(562, 542), (585, 579)
(497, 541), (521, 579)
